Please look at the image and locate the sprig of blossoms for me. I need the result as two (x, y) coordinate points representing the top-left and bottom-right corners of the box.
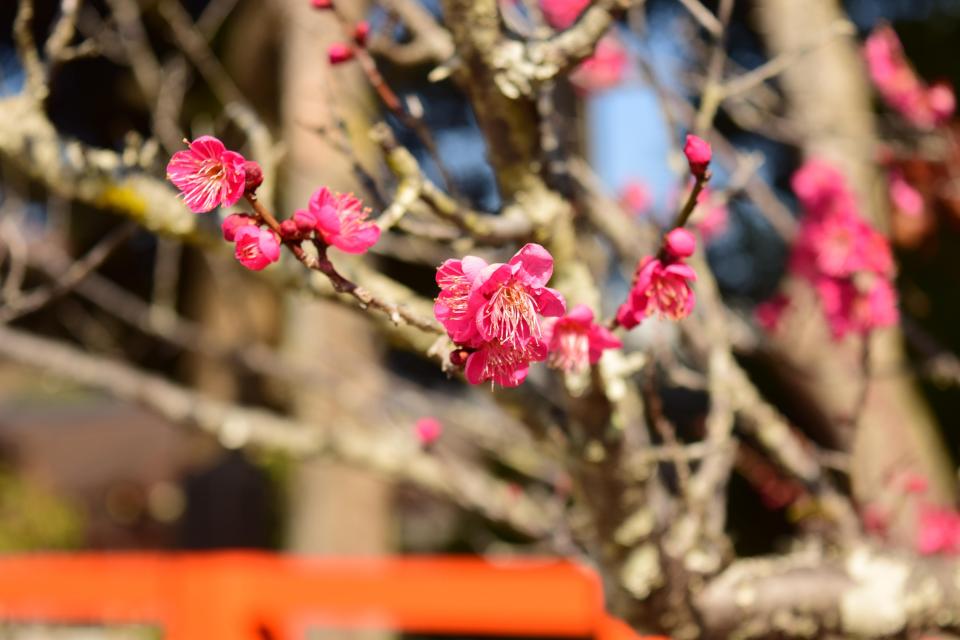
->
(864, 25), (955, 129)
(758, 160), (898, 339)
(435, 244), (566, 387)
(167, 137), (379, 273)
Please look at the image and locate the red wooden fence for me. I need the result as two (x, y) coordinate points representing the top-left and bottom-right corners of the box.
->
(0, 553), (659, 640)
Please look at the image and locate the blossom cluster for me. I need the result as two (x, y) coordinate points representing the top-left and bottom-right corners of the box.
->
(434, 245), (619, 386)
(864, 25), (955, 129)
(616, 228), (698, 329)
(762, 161), (898, 339)
(167, 136), (378, 272)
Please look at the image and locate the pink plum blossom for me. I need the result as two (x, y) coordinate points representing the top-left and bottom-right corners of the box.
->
(414, 417), (443, 446)
(295, 188), (380, 254)
(435, 244), (566, 387)
(616, 255), (697, 329)
(917, 505), (960, 555)
(540, 0), (590, 29)
(544, 304), (621, 373)
(570, 36), (628, 95)
(864, 25), (955, 129)
(889, 170), (924, 218)
(683, 134), (712, 178)
(166, 136), (246, 213)
(233, 225), (281, 271)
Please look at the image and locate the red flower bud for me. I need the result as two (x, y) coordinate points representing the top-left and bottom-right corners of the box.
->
(664, 228), (696, 259)
(353, 21), (370, 47)
(279, 219), (299, 239)
(327, 43), (354, 65)
(310, 0), (333, 8)
(683, 134), (712, 178)
(449, 348), (470, 368)
(243, 160), (263, 194)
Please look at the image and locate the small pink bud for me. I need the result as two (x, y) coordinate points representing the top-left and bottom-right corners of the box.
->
(293, 208), (317, 232)
(449, 349), (469, 368)
(414, 417), (443, 447)
(310, 0), (332, 8)
(684, 134), (712, 178)
(221, 213), (256, 241)
(353, 21), (370, 47)
(243, 160), (263, 194)
(664, 228), (696, 258)
(279, 219), (299, 239)
(328, 43), (354, 65)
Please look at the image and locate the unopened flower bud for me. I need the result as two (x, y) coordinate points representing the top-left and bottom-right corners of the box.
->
(449, 348), (470, 368)
(243, 160), (263, 194)
(279, 219), (298, 239)
(664, 228), (696, 259)
(310, 0), (333, 9)
(353, 21), (370, 47)
(684, 134), (712, 178)
(221, 213), (256, 242)
(327, 43), (354, 65)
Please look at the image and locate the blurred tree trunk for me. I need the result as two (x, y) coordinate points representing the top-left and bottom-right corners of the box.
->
(752, 0), (954, 536)
(273, 0), (393, 560)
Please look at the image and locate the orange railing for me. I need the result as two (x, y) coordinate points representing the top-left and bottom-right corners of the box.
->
(0, 553), (657, 640)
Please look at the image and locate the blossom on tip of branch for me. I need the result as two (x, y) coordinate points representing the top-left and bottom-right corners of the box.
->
(243, 160), (264, 194)
(295, 188), (380, 254)
(166, 136), (246, 213)
(328, 43), (354, 65)
(616, 255), (697, 329)
(414, 417), (443, 447)
(543, 305), (621, 374)
(353, 21), (370, 47)
(664, 228), (696, 258)
(233, 225), (280, 271)
(683, 134), (712, 178)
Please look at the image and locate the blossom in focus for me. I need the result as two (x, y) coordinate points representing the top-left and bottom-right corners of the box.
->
(414, 417), (443, 447)
(434, 244), (566, 387)
(233, 225), (281, 271)
(570, 36), (628, 95)
(166, 136), (246, 213)
(683, 134), (712, 178)
(540, 0), (590, 29)
(917, 505), (960, 555)
(295, 188), (380, 254)
(889, 170), (924, 218)
(619, 179), (651, 216)
(616, 255), (697, 329)
(864, 25), (955, 129)
(543, 304), (621, 374)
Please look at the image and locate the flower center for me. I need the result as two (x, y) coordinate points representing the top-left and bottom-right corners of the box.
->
(483, 282), (540, 344)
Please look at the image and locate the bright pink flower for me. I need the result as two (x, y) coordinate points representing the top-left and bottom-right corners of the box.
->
(465, 339), (547, 388)
(414, 417), (443, 446)
(435, 244), (565, 387)
(544, 304), (621, 373)
(221, 213), (256, 241)
(540, 0), (590, 29)
(166, 136), (246, 213)
(570, 36), (628, 95)
(328, 43), (354, 64)
(664, 228), (696, 259)
(917, 505), (960, 555)
(684, 134), (712, 178)
(299, 188), (380, 254)
(864, 25), (955, 129)
(889, 170), (924, 218)
(233, 225), (280, 271)
(617, 256), (697, 328)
